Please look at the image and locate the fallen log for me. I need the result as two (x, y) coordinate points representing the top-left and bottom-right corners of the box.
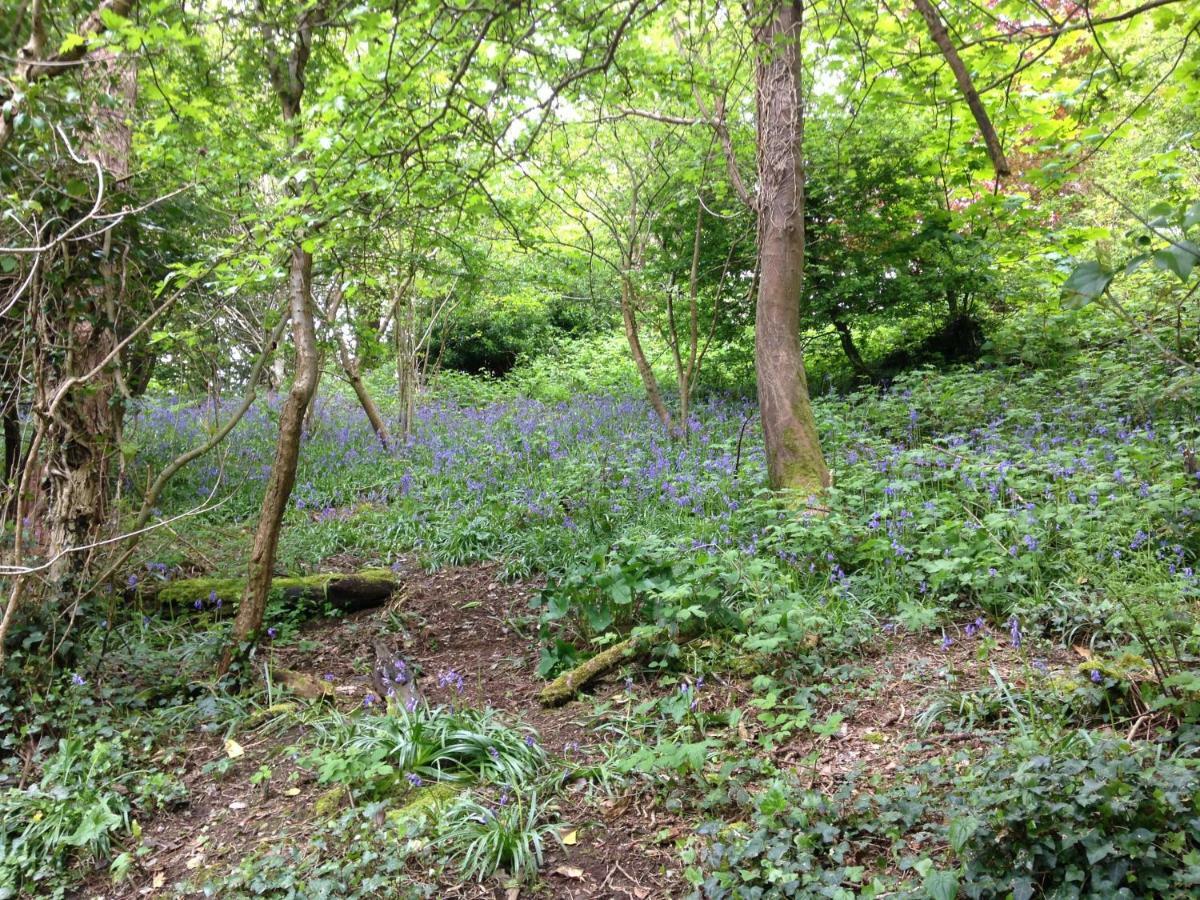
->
(146, 568), (399, 615)
(538, 629), (662, 707)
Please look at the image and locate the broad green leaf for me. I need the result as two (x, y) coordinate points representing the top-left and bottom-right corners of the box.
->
(924, 869), (959, 900)
(1062, 261), (1113, 306)
(1153, 242), (1199, 281)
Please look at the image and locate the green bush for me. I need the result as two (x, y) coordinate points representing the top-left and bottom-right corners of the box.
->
(953, 737), (1200, 898)
(0, 736), (184, 898)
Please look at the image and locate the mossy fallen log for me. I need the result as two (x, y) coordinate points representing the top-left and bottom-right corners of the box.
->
(272, 669), (334, 700)
(538, 629), (663, 707)
(149, 568), (399, 615)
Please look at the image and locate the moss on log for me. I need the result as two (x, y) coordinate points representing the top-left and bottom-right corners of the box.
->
(387, 782), (465, 832)
(538, 630), (662, 707)
(152, 568), (398, 614)
(273, 668), (333, 700)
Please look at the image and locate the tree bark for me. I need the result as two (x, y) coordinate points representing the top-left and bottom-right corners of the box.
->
(337, 331), (389, 451)
(910, 0), (1010, 178)
(752, 0), (830, 495)
(37, 312), (120, 597)
(223, 5), (324, 670)
(833, 319), (872, 380)
(620, 276), (675, 434)
(2, 387), (18, 495)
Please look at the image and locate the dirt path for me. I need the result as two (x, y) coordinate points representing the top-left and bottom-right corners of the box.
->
(94, 561), (684, 899)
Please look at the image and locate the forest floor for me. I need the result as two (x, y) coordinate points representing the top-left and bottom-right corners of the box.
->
(83, 557), (1082, 899)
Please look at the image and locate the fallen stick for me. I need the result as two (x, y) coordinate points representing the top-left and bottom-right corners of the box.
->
(538, 629), (662, 707)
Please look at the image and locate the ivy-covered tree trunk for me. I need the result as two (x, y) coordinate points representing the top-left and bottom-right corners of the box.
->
(36, 308), (120, 597)
(752, 0), (830, 495)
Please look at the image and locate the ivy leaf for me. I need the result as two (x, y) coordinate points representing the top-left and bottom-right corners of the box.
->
(1061, 261), (1114, 307)
(948, 816), (979, 854)
(924, 869), (959, 900)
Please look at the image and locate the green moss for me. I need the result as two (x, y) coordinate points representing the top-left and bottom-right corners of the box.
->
(240, 702), (298, 731)
(386, 782), (465, 833)
(313, 786), (349, 817)
(539, 632), (658, 707)
(154, 568), (396, 605)
(157, 577), (244, 605)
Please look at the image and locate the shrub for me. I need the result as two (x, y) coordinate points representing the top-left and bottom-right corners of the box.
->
(952, 737), (1200, 898)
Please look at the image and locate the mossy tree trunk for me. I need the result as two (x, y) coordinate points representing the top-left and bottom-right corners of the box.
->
(752, 0), (830, 496)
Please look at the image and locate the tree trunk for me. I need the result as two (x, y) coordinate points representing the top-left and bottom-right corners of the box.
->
(753, 0), (830, 495)
(910, 0), (1010, 178)
(37, 310), (120, 597)
(225, 246), (320, 664)
(833, 319), (872, 380)
(338, 333), (390, 451)
(395, 293), (417, 440)
(620, 276), (675, 434)
(224, 6), (325, 669)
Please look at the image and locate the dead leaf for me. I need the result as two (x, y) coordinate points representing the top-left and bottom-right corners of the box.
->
(185, 854), (204, 870)
(504, 887), (520, 900)
(223, 738), (244, 759)
(152, 872), (165, 888)
(284, 787), (301, 796)
(560, 828), (578, 846)
(229, 801), (247, 810)
(1073, 645), (1093, 660)
(553, 866), (585, 880)
(633, 888), (651, 899)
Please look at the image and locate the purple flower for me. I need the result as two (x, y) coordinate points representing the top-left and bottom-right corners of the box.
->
(323, 673), (335, 681)
(267, 627), (278, 639)
(363, 693), (376, 707)
(71, 672), (86, 686)
(1008, 616), (1022, 649)
(194, 598), (203, 610)
(524, 734), (536, 748)
(127, 574), (139, 589)
(1090, 669), (1102, 683)
(406, 773), (422, 787)
(1032, 659), (1048, 673)
(941, 635), (954, 651)
(437, 669), (465, 693)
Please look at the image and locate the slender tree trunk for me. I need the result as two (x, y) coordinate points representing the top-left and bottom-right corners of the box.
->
(225, 246), (319, 663)
(910, 0), (1010, 178)
(833, 319), (872, 380)
(753, 0), (830, 495)
(223, 7), (323, 670)
(620, 276), (675, 434)
(337, 333), (389, 450)
(2, 386), (18, 494)
(395, 292), (417, 440)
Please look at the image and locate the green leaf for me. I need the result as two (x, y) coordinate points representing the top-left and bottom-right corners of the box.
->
(1062, 261), (1114, 306)
(58, 33), (87, 54)
(924, 869), (959, 900)
(948, 816), (979, 854)
(1184, 201), (1200, 231)
(1152, 242), (1199, 281)
(0, 255), (16, 274)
